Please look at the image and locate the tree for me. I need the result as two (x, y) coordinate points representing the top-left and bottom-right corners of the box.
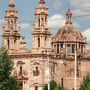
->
(43, 80), (65, 90)
(0, 48), (19, 90)
(79, 74), (90, 90)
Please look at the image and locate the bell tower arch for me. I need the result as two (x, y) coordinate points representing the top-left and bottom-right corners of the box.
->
(32, 0), (52, 54)
(2, 0), (21, 51)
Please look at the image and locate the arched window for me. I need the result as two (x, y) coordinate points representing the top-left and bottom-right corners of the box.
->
(17, 61), (25, 76)
(7, 36), (9, 49)
(35, 86), (38, 90)
(8, 21), (10, 29)
(61, 78), (64, 87)
(67, 44), (71, 53)
(19, 66), (23, 76)
(61, 43), (63, 48)
(33, 67), (40, 76)
(45, 37), (47, 41)
(72, 44), (75, 53)
(41, 18), (44, 27)
(81, 44), (83, 53)
(57, 44), (59, 53)
(38, 18), (40, 27)
(38, 38), (40, 47)
(67, 44), (75, 53)
(11, 20), (13, 29)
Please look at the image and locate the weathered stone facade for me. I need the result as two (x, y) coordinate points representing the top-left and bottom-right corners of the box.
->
(1, 0), (90, 90)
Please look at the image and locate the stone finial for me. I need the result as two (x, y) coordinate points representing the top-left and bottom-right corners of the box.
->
(20, 35), (27, 50)
(65, 9), (72, 24)
(10, 0), (14, 4)
(39, 0), (45, 4)
(9, 0), (15, 7)
(21, 36), (26, 44)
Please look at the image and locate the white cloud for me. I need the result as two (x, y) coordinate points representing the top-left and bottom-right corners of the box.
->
(53, 0), (61, 10)
(0, 21), (31, 30)
(0, 20), (4, 28)
(49, 14), (65, 29)
(82, 28), (90, 48)
(19, 22), (31, 30)
(0, 20), (4, 34)
(71, 0), (90, 18)
(48, 14), (79, 35)
(48, 14), (65, 35)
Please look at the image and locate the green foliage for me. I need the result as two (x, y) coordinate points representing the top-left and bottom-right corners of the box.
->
(79, 74), (90, 90)
(0, 48), (19, 90)
(50, 80), (57, 90)
(0, 48), (13, 79)
(43, 80), (65, 90)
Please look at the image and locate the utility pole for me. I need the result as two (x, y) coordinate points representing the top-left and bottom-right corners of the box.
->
(74, 50), (77, 90)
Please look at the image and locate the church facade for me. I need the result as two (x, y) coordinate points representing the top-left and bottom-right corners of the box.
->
(2, 0), (90, 90)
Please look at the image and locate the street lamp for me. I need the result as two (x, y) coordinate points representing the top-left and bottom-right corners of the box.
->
(74, 48), (77, 90)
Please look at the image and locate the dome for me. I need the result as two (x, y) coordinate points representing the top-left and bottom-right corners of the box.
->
(54, 9), (86, 44)
(55, 24), (85, 43)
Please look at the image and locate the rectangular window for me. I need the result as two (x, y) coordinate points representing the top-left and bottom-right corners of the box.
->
(35, 86), (38, 90)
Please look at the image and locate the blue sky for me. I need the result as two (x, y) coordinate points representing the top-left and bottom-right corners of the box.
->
(0, 0), (90, 48)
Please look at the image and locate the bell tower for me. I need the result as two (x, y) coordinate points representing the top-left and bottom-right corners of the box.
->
(2, 0), (21, 51)
(32, 0), (52, 54)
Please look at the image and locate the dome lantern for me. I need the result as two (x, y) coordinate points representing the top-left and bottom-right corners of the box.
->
(65, 9), (72, 24)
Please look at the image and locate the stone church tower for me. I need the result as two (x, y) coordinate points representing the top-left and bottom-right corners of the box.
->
(1, 0), (90, 90)
(52, 9), (87, 58)
(2, 0), (21, 53)
(32, 0), (52, 54)
(2, 0), (53, 90)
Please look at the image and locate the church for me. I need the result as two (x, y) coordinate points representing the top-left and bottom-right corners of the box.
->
(1, 0), (90, 90)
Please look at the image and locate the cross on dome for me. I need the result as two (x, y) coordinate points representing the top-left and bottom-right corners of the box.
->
(39, 0), (45, 4)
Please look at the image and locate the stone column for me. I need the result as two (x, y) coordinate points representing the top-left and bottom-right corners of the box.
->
(59, 43), (61, 54)
(49, 36), (51, 48)
(56, 43), (57, 53)
(15, 38), (19, 50)
(40, 15), (41, 27)
(35, 36), (37, 48)
(40, 35), (42, 47)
